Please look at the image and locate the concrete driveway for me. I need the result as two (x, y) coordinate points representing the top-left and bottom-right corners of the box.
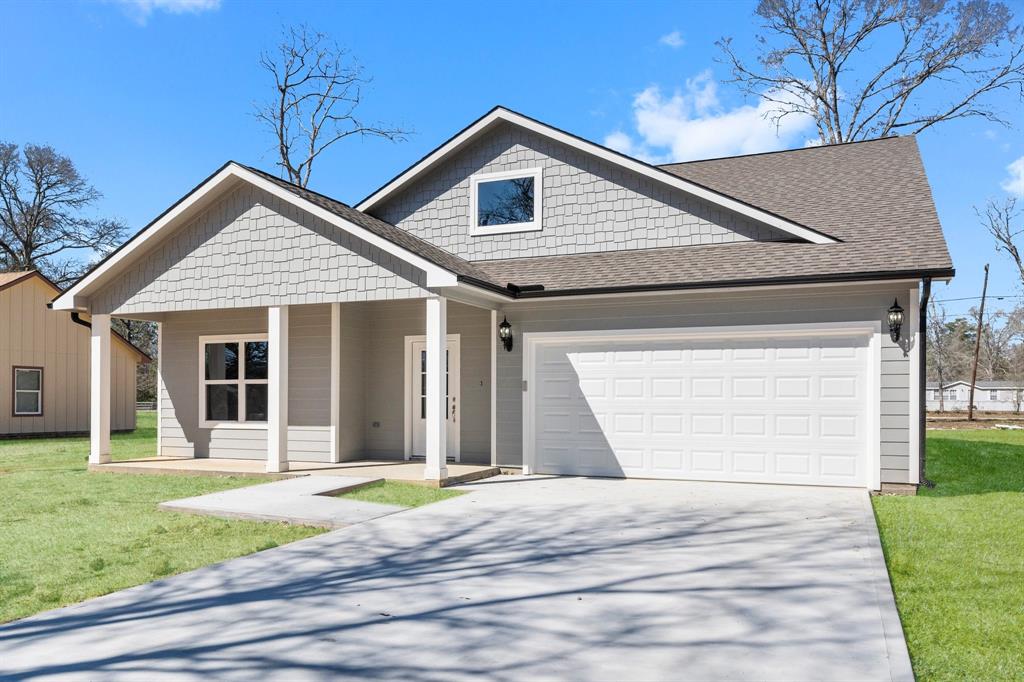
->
(0, 477), (911, 681)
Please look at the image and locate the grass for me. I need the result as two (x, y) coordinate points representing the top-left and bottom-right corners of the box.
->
(337, 480), (465, 507)
(873, 429), (1024, 681)
(0, 412), (322, 624)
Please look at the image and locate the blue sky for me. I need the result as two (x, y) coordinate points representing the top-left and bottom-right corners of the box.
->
(2, 0), (1022, 316)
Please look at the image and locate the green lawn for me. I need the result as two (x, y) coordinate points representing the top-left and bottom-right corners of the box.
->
(0, 412), (322, 624)
(873, 429), (1024, 681)
(337, 480), (465, 507)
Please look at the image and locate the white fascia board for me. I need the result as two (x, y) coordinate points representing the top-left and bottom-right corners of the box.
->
(356, 108), (837, 245)
(52, 164), (457, 311)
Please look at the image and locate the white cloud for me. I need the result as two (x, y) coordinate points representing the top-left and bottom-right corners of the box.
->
(113, 0), (221, 24)
(659, 30), (685, 49)
(604, 70), (818, 163)
(1001, 156), (1024, 198)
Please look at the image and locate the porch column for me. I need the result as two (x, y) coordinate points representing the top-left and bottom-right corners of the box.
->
(89, 313), (112, 465)
(267, 305), (289, 473)
(424, 296), (448, 481)
(329, 302), (342, 463)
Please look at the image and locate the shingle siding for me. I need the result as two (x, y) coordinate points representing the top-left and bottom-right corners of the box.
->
(373, 122), (789, 262)
(89, 185), (429, 316)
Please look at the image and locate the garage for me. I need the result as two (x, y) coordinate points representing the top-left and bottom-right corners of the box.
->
(524, 326), (880, 488)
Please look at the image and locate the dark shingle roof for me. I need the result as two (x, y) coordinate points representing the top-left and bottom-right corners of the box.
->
(473, 136), (952, 294)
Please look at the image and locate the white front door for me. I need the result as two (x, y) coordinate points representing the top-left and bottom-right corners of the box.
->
(528, 330), (874, 487)
(409, 336), (460, 460)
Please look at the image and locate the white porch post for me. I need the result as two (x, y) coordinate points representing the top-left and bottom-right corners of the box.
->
(267, 305), (289, 473)
(329, 302), (342, 463)
(89, 314), (112, 465)
(490, 309), (498, 467)
(424, 296), (448, 481)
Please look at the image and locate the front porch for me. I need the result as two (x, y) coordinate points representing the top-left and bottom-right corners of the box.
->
(88, 457), (502, 487)
(87, 296), (501, 485)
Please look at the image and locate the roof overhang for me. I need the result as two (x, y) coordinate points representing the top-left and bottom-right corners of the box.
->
(52, 163), (459, 312)
(356, 106), (839, 245)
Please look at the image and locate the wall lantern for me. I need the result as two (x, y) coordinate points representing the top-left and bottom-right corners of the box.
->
(887, 298), (905, 343)
(498, 316), (514, 352)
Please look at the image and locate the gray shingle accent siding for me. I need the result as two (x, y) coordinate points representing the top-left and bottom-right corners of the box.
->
(90, 185), (429, 315)
(373, 122), (789, 262)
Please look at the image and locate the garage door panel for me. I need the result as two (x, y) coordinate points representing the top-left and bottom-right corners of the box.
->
(532, 333), (871, 487)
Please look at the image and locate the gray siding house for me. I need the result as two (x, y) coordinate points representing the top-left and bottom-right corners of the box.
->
(52, 107), (953, 491)
(926, 381), (1024, 412)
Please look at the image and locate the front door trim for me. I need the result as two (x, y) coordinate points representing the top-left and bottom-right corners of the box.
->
(404, 334), (461, 462)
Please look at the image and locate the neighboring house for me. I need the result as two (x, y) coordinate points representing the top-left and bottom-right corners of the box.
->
(52, 107), (954, 491)
(0, 270), (148, 437)
(926, 380), (1024, 412)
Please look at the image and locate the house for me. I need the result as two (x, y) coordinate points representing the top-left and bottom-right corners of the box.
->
(1, 270), (148, 437)
(51, 107), (954, 491)
(926, 380), (1024, 412)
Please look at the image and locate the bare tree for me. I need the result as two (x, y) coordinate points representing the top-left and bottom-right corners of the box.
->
(255, 24), (410, 188)
(112, 318), (159, 403)
(719, 0), (1024, 143)
(979, 197), (1024, 285)
(928, 300), (952, 411)
(0, 143), (126, 285)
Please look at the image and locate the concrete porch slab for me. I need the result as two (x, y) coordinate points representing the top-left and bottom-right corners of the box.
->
(91, 458), (501, 487)
(158, 475), (405, 529)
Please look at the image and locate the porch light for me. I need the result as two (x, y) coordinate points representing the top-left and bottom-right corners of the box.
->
(498, 316), (514, 352)
(887, 299), (905, 343)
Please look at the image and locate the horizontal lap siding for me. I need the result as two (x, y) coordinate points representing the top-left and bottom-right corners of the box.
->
(160, 304), (344, 462)
(496, 283), (914, 484)
(361, 299), (491, 463)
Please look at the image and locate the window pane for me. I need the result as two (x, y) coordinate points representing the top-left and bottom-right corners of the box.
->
(15, 391), (40, 414)
(478, 177), (534, 226)
(205, 384), (238, 421)
(245, 342), (269, 380)
(15, 369), (41, 391)
(245, 384), (268, 422)
(205, 343), (239, 380)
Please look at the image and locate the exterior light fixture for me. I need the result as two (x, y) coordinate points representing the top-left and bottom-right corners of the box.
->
(498, 316), (513, 352)
(887, 299), (905, 343)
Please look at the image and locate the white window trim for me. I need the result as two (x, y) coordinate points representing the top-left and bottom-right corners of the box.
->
(198, 333), (269, 430)
(469, 167), (543, 236)
(12, 366), (43, 416)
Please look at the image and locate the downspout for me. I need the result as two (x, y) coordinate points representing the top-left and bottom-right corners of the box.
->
(919, 277), (934, 488)
(70, 312), (91, 331)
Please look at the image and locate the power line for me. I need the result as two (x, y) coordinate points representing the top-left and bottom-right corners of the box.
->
(932, 294), (1023, 303)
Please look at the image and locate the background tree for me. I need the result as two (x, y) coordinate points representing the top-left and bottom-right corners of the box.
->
(0, 143), (126, 285)
(255, 24), (410, 188)
(719, 0), (1024, 143)
(979, 197), (1024, 285)
(112, 319), (159, 403)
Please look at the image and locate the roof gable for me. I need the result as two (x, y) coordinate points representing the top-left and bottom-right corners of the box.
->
(51, 163), (499, 311)
(356, 106), (838, 245)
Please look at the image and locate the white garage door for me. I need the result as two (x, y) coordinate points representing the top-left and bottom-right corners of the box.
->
(529, 332), (873, 487)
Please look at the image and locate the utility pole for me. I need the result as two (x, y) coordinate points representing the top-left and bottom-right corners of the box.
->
(968, 264), (990, 421)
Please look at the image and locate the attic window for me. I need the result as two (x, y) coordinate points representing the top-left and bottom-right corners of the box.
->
(470, 168), (543, 235)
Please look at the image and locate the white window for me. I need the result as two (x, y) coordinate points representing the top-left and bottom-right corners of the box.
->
(470, 167), (542, 235)
(944, 389), (957, 400)
(12, 367), (43, 416)
(199, 335), (269, 428)
(991, 390), (999, 401)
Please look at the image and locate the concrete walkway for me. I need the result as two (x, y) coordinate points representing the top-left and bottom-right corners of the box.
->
(0, 477), (911, 681)
(159, 476), (405, 528)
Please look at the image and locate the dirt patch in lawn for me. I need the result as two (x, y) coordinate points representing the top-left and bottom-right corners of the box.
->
(928, 412), (1024, 430)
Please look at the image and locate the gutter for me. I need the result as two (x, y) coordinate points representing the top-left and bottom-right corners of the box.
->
(70, 312), (152, 363)
(919, 277), (933, 488)
(458, 267), (956, 300)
